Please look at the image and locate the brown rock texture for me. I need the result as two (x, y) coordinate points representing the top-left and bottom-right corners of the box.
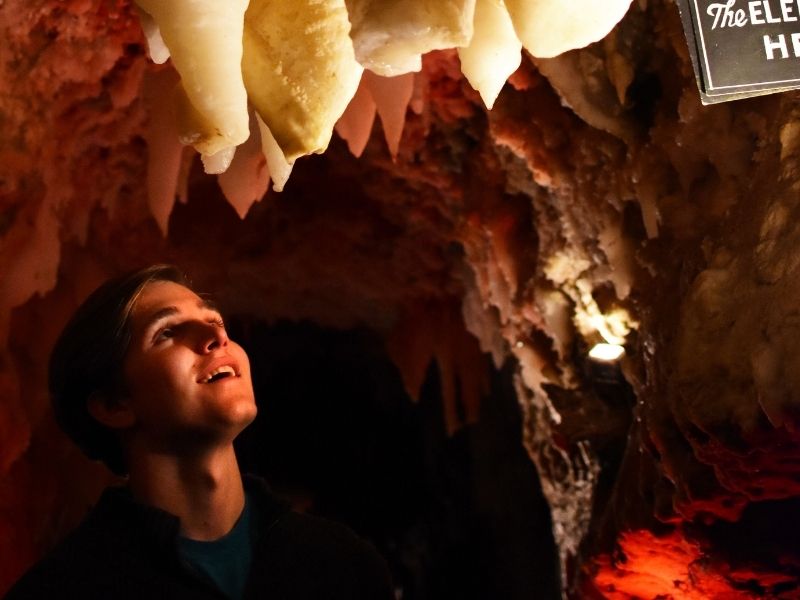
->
(1, 0), (800, 597)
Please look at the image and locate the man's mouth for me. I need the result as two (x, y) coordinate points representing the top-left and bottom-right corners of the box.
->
(199, 365), (238, 383)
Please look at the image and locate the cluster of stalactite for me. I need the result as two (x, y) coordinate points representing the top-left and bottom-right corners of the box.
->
(2, 0), (800, 597)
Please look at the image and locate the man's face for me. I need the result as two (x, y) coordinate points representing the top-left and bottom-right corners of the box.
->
(120, 280), (257, 452)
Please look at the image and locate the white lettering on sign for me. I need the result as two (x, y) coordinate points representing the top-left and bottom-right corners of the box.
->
(764, 0), (782, 21)
(782, 0), (797, 20)
(682, 0), (800, 99)
(708, 0), (800, 27)
(708, 0), (749, 27)
(763, 32), (800, 57)
(749, 0), (766, 23)
(764, 33), (789, 56)
(705, 0), (800, 59)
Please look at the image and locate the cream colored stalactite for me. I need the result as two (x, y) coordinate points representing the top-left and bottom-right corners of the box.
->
(201, 147), (237, 175)
(243, 0), (363, 164)
(457, 0), (521, 109)
(256, 114), (294, 193)
(505, 0), (633, 58)
(169, 82), (238, 174)
(346, 0), (476, 76)
(134, 0), (250, 161)
(131, 0), (632, 187)
(135, 7), (170, 64)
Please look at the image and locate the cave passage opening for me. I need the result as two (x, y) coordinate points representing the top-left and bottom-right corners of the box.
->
(230, 318), (561, 600)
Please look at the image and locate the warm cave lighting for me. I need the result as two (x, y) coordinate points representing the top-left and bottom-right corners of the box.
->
(588, 342), (625, 362)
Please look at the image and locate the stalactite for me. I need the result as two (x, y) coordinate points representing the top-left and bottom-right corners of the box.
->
(386, 301), (489, 434)
(218, 113), (270, 220)
(335, 76), (378, 158)
(363, 72), (415, 160)
(142, 68), (184, 235)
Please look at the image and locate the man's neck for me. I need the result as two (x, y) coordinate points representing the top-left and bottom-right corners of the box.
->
(126, 444), (246, 541)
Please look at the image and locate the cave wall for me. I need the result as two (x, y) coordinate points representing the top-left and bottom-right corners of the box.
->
(2, 0), (800, 597)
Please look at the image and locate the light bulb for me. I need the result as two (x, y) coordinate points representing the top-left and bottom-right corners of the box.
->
(589, 343), (625, 362)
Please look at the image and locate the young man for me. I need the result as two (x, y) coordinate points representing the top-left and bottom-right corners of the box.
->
(6, 265), (393, 599)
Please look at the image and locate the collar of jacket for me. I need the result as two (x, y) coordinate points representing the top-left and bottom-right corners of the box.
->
(87, 474), (290, 564)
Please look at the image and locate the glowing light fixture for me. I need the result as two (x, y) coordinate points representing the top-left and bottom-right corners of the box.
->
(589, 343), (625, 362)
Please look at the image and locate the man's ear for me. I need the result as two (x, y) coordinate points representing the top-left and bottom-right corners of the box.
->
(87, 392), (136, 429)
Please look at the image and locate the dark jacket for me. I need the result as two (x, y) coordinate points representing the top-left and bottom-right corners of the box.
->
(5, 476), (393, 599)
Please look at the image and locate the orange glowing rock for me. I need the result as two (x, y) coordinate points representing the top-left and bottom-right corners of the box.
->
(0, 199), (61, 347)
(142, 68), (184, 236)
(0, 368), (29, 476)
(592, 529), (781, 599)
(0, 461), (39, 596)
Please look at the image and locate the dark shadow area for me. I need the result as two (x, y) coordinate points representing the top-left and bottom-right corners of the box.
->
(231, 320), (560, 600)
(693, 497), (800, 596)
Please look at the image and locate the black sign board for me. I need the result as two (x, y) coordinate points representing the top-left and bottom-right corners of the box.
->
(677, 0), (800, 103)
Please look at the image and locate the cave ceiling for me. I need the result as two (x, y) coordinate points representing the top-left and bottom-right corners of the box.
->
(2, 0), (800, 598)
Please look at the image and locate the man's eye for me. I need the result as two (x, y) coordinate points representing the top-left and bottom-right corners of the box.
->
(154, 327), (175, 342)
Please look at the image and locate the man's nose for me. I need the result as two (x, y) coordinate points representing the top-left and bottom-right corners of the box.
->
(198, 321), (228, 353)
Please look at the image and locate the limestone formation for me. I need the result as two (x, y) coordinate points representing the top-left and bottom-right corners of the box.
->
(1, 0), (799, 597)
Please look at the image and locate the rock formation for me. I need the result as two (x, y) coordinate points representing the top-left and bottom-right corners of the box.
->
(1, 0), (799, 597)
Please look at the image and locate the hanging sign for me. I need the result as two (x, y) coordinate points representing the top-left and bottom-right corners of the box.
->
(677, 0), (800, 103)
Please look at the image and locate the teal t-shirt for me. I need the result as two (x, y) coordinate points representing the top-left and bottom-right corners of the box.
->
(177, 493), (256, 600)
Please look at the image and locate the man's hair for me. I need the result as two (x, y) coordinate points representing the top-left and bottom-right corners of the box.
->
(49, 264), (189, 475)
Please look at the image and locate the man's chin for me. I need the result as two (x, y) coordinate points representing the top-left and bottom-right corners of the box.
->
(224, 397), (258, 430)
(236, 404), (258, 429)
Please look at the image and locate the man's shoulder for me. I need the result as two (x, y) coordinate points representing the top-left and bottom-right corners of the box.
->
(275, 510), (379, 556)
(245, 477), (380, 563)
(3, 486), (172, 600)
(240, 475), (394, 598)
(252, 509), (393, 599)
(4, 520), (118, 599)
